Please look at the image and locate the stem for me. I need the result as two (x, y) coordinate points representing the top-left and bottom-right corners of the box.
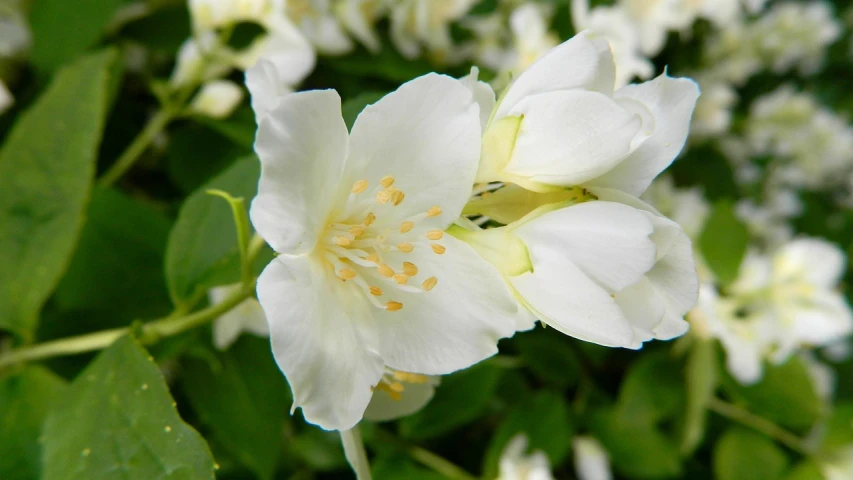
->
(340, 426), (372, 480)
(99, 108), (174, 187)
(0, 280), (255, 371)
(373, 428), (477, 480)
(707, 397), (812, 455)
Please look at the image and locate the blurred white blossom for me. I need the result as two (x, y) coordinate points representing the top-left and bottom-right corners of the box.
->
(573, 436), (612, 480)
(190, 79), (245, 118)
(209, 283), (269, 350)
(498, 434), (554, 480)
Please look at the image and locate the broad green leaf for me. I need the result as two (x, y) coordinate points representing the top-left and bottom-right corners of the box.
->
(699, 200), (749, 285)
(181, 336), (291, 480)
(514, 329), (582, 389)
(0, 49), (116, 341)
(482, 391), (573, 478)
(723, 356), (821, 430)
(591, 408), (682, 479)
(165, 122), (250, 194)
(117, 5), (192, 52)
(399, 363), (503, 440)
(681, 338), (718, 455)
(55, 187), (172, 320)
(713, 428), (789, 480)
(194, 106), (258, 149)
(0, 366), (67, 480)
(41, 336), (216, 480)
(29, 0), (126, 72)
(342, 91), (386, 130)
(165, 156), (260, 303)
(820, 402), (853, 451)
(616, 352), (685, 424)
(783, 460), (826, 480)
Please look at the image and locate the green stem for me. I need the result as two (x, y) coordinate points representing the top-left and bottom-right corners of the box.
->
(0, 280), (255, 371)
(99, 108), (174, 187)
(707, 397), (812, 455)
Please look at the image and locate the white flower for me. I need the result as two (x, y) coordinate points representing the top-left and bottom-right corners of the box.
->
(209, 283), (269, 350)
(249, 70), (525, 430)
(170, 33), (233, 88)
(689, 76), (737, 139)
(389, 0), (477, 62)
(190, 80), (245, 118)
(363, 370), (439, 422)
(506, 4), (559, 74)
(0, 79), (12, 116)
(334, 0), (385, 53)
(641, 176), (709, 240)
(286, 0), (353, 55)
(497, 434), (554, 480)
(573, 436), (612, 480)
(0, 0), (31, 58)
(474, 32), (699, 198)
(189, 0), (283, 31)
(752, 1), (841, 75)
(618, 0), (683, 56)
(822, 447), (853, 480)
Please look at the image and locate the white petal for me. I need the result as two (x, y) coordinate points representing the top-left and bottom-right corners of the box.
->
(250, 89), (349, 255)
(573, 436), (612, 480)
(460, 67), (496, 133)
(785, 290), (853, 346)
(371, 234), (525, 374)
(774, 238), (846, 288)
(363, 375), (440, 422)
(614, 278), (667, 347)
(496, 31), (616, 118)
(347, 73), (481, 226)
(190, 80), (244, 119)
(234, 17), (316, 78)
(503, 90), (642, 186)
(211, 286), (269, 350)
(256, 255), (384, 431)
(586, 75), (700, 196)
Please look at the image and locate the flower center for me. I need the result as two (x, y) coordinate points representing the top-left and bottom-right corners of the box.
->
(373, 369), (431, 400)
(320, 175), (447, 312)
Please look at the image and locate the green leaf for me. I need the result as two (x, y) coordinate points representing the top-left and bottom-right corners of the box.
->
(681, 339), (718, 455)
(342, 91), (386, 130)
(514, 329), (582, 389)
(165, 156), (260, 303)
(165, 121), (251, 194)
(399, 363), (503, 440)
(29, 0), (126, 72)
(713, 428), (789, 480)
(482, 391), (573, 478)
(0, 366), (67, 480)
(0, 49), (116, 341)
(723, 356), (821, 430)
(194, 106), (258, 149)
(288, 426), (348, 472)
(820, 402), (853, 451)
(699, 200), (749, 285)
(590, 408), (682, 479)
(117, 5), (192, 53)
(54, 187), (172, 320)
(616, 352), (685, 424)
(181, 336), (291, 480)
(783, 460), (826, 480)
(372, 454), (446, 480)
(41, 336), (216, 480)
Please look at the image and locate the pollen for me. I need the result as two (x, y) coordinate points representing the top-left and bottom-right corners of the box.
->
(427, 205), (442, 217)
(351, 179), (369, 193)
(388, 382), (405, 392)
(338, 268), (357, 280)
(400, 221), (414, 233)
(335, 236), (352, 246)
(430, 244), (446, 254)
(386, 301), (403, 311)
(366, 253), (380, 263)
(402, 261), (418, 276)
(422, 276), (438, 291)
(377, 263), (394, 277)
(397, 242), (414, 253)
(393, 274), (409, 284)
(394, 371), (430, 383)
(349, 225), (365, 236)
(369, 286), (383, 296)
(392, 190), (405, 206)
(380, 175), (395, 187)
(364, 212), (376, 226)
(376, 189), (393, 204)
(426, 229), (443, 240)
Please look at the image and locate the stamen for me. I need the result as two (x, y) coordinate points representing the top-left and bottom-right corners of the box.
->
(377, 263), (394, 277)
(369, 286), (383, 296)
(365, 212), (376, 226)
(386, 301), (403, 311)
(397, 242), (414, 253)
(376, 189), (393, 204)
(400, 221), (414, 233)
(427, 206), (442, 217)
(392, 190), (405, 206)
(426, 230), (443, 240)
(393, 371), (429, 383)
(366, 253), (380, 263)
(349, 225), (365, 236)
(402, 262), (418, 276)
(388, 382), (405, 392)
(393, 274), (408, 284)
(430, 244), (446, 255)
(351, 180), (369, 193)
(380, 175), (395, 187)
(335, 236), (352, 246)
(422, 276), (438, 291)
(338, 269), (357, 280)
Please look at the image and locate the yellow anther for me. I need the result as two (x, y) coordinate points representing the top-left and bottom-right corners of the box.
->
(386, 301), (403, 311)
(338, 268), (356, 280)
(397, 242), (414, 253)
(364, 212), (376, 226)
(349, 225), (365, 236)
(369, 286), (383, 296)
(393, 274), (409, 284)
(393, 371), (430, 383)
(427, 206), (442, 217)
(351, 179), (369, 193)
(430, 244), (446, 255)
(380, 175), (395, 187)
(400, 221), (415, 233)
(388, 391), (402, 400)
(366, 253), (380, 263)
(377, 263), (394, 277)
(402, 261), (418, 276)
(376, 189), (393, 204)
(335, 236), (352, 246)
(422, 276), (438, 291)
(388, 382), (405, 392)
(426, 230), (443, 240)
(392, 190), (405, 206)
